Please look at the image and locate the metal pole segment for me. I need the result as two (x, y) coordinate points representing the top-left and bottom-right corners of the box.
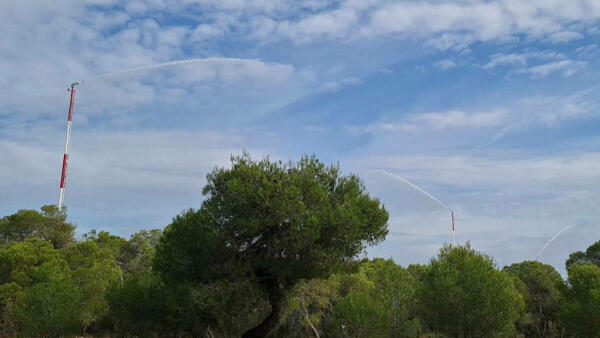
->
(451, 211), (456, 246)
(58, 83), (78, 211)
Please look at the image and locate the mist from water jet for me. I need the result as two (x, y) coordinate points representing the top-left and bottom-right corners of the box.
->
(370, 169), (451, 211)
(81, 57), (266, 83)
(536, 223), (579, 260)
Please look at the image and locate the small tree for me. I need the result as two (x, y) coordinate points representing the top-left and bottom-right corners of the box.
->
(560, 263), (600, 337)
(0, 205), (75, 249)
(0, 238), (81, 336)
(332, 259), (421, 337)
(154, 153), (389, 337)
(566, 240), (600, 269)
(503, 261), (563, 337)
(419, 243), (524, 337)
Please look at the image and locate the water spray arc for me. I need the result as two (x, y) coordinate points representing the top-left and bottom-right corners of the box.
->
(83, 57), (262, 82)
(58, 82), (79, 211)
(536, 223), (578, 260)
(371, 169), (456, 245)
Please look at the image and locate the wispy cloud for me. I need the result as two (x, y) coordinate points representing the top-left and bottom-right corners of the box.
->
(518, 60), (587, 78)
(484, 53), (528, 69)
(484, 51), (566, 69)
(413, 110), (508, 130)
(345, 122), (419, 134)
(546, 31), (584, 44)
(434, 59), (457, 70)
(347, 110), (507, 134)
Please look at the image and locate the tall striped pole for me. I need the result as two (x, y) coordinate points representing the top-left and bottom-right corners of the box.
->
(58, 82), (79, 211)
(451, 211), (456, 246)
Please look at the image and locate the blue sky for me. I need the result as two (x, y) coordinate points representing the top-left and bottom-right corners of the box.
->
(2, 0), (600, 274)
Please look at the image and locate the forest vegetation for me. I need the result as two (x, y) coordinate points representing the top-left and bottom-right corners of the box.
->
(1, 154), (599, 337)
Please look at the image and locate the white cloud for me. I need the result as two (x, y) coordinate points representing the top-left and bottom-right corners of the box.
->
(477, 86), (600, 147)
(191, 24), (223, 41)
(518, 60), (587, 78)
(413, 110), (508, 130)
(85, 0), (600, 49)
(484, 53), (527, 68)
(345, 122), (419, 134)
(434, 59), (457, 70)
(363, 1), (600, 48)
(345, 110), (508, 136)
(318, 77), (362, 92)
(484, 50), (566, 69)
(546, 31), (584, 43)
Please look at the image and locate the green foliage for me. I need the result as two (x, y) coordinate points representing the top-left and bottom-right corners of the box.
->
(0, 209), (164, 337)
(276, 275), (343, 337)
(560, 263), (600, 337)
(332, 259), (421, 337)
(154, 153), (389, 336)
(106, 275), (268, 337)
(419, 243), (525, 338)
(122, 229), (163, 275)
(276, 259), (420, 338)
(0, 238), (80, 337)
(64, 240), (122, 333)
(2, 163), (600, 338)
(503, 261), (563, 337)
(566, 239), (600, 269)
(15, 277), (81, 337)
(106, 275), (175, 336)
(0, 282), (22, 336)
(0, 205), (75, 249)
(0, 238), (68, 287)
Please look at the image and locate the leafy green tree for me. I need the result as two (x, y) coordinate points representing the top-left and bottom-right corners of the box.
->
(419, 244), (525, 337)
(560, 263), (600, 337)
(276, 259), (420, 338)
(0, 238), (80, 337)
(82, 230), (128, 266)
(0, 205), (74, 249)
(64, 240), (122, 335)
(82, 229), (162, 276)
(154, 153), (389, 337)
(107, 275), (267, 337)
(0, 282), (22, 336)
(275, 274), (343, 337)
(0, 237), (68, 287)
(503, 261), (563, 337)
(106, 275), (175, 336)
(407, 263), (427, 282)
(120, 229), (162, 275)
(566, 240), (600, 269)
(15, 277), (81, 337)
(331, 259), (421, 338)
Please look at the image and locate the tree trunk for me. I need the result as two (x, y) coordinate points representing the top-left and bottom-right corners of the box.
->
(300, 300), (320, 338)
(242, 281), (285, 338)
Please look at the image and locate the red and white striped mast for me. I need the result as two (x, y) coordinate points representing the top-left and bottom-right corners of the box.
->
(451, 211), (456, 246)
(58, 82), (79, 211)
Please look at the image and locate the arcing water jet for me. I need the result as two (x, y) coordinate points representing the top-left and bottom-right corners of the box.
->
(371, 169), (456, 245)
(536, 223), (578, 260)
(83, 57), (263, 83)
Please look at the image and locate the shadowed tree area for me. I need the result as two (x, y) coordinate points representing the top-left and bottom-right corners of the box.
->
(503, 261), (563, 337)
